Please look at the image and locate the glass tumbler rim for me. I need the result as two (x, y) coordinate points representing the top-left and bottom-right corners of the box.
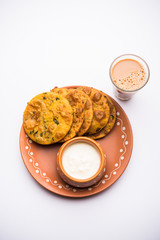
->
(109, 54), (150, 93)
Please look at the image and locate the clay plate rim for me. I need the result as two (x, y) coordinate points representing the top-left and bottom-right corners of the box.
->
(19, 87), (133, 198)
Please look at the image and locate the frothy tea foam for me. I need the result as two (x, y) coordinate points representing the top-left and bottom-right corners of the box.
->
(111, 59), (146, 91)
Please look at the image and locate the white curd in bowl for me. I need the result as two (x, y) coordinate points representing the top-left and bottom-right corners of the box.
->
(62, 142), (101, 180)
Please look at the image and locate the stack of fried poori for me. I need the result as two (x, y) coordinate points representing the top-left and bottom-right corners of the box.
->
(23, 86), (116, 145)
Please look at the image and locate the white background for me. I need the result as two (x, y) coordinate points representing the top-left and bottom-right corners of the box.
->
(0, 0), (160, 240)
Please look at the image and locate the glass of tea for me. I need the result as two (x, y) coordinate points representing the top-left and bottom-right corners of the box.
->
(109, 54), (150, 100)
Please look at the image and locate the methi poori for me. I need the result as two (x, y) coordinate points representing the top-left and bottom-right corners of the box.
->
(23, 92), (73, 144)
(88, 93), (116, 139)
(51, 87), (85, 142)
(77, 87), (110, 135)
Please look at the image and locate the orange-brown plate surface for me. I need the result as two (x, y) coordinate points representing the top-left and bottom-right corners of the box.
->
(20, 94), (133, 198)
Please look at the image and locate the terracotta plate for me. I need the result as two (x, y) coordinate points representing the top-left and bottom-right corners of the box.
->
(19, 94), (133, 198)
